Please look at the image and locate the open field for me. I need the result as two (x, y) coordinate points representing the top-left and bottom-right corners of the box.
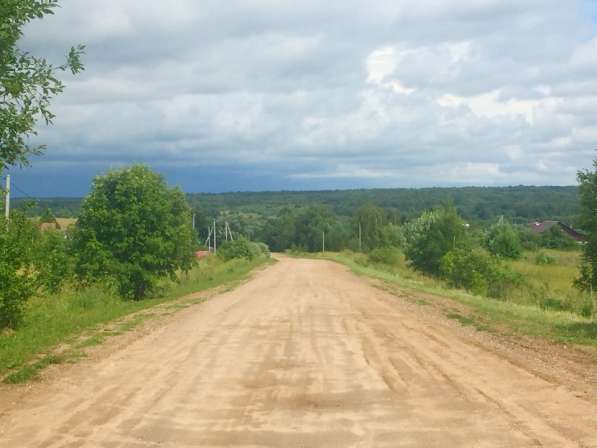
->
(0, 256), (596, 447)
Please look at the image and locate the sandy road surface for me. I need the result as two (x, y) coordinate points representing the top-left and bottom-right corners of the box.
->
(1, 257), (597, 447)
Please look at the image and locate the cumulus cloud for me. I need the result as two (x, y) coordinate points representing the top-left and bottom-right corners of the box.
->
(12, 0), (597, 194)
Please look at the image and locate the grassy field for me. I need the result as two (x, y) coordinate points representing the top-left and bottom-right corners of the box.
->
(509, 249), (591, 316)
(0, 256), (270, 382)
(321, 250), (597, 346)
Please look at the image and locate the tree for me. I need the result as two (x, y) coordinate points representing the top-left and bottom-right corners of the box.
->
(485, 222), (522, 259)
(355, 203), (385, 250)
(294, 205), (335, 252)
(0, 212), (39, 328)
(262, 207), (297, 252)
(403, 204), (469, 275)
(1, 0), (84, 170)
(73, 166), (195, 299)
(575, 157), (597, 318)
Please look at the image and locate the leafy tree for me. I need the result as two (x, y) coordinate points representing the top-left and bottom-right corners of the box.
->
(485, 222), (522, 259)
(403, 204), (469, 275)
(1, 0), (84, 169)
(73, 166), (195, 299)
(575, 158), (597, 318)
(262, 207), (297, 252)
(294, 205), (335, 252)
(0, 212), (39, 328)
(355, 203), (385, 250)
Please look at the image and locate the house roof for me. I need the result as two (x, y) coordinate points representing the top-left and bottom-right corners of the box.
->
(530, 220), (559, 233)
(529, 220), (586, 241)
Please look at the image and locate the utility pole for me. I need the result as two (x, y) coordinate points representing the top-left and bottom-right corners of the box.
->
(358, 222), (362, 252)
(4, 174), (10, 222)
(205, 225), (213, 252)
(213, 220), (217, 255)
(192, 213), (196, 231)
(322, 231), (325, 253)
(590, 284), (597, 322)
(225, 222), (234, 241)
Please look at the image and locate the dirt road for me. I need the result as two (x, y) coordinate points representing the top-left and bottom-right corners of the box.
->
(1, 257), (596, 447)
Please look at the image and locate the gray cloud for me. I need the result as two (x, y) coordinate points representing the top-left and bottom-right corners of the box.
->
(12, 0), (597, 195)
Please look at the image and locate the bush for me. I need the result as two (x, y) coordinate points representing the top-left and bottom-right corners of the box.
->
(539, 226), (578, 250)
(485, 223), (522, 259)
(218, 239), (270, 261)
(35, 230), (72, 293)
(517, 227), (540, 250)
(0, 213), (39, 329)
(403, 205), (469, 275)
(380, 224), (405, 249)
(368, 247), (403, 266)
(535, 252), (556, 265)
(440, 248), (521, 298)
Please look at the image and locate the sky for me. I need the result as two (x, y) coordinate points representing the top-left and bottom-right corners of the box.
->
(9, 0), (597, 196)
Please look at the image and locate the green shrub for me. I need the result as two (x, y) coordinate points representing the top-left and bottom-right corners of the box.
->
(440, 248), (521, 298)
(0, 213), (39, 329)
(35, 230), (72, 293)
(485, 223), (522, 259)
(218, 239), (270, 261)
(517, 227), (540, 250)
(403, 205), (469, 275)
(368, 247), (402, 266)
(539, 226), (578, 250)
(535, 252), (556, 265)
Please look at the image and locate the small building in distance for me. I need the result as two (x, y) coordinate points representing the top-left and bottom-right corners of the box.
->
(529, 220), (586, 242)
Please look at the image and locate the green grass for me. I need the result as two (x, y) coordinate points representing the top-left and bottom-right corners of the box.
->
(3, 354), (66, 384)
(508, 249), (592, 316)
(0, 255), (270, 382)
(322, 251), (597, 347)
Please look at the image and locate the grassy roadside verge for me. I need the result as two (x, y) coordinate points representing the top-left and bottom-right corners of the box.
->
(0, 256), (271, 383)
(317, 251), (597, 347)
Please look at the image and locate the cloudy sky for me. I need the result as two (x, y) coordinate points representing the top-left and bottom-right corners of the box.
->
(11, 0), (597, 196)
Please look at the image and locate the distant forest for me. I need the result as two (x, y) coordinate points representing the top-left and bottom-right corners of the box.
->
(16, 186), (580, 225)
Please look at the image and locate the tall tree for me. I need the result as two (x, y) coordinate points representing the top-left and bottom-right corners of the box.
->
(355, 203), (385, 250)
(576, 157), (597, 318)
(73, 166), (195, 299)
(1, 0), (84, 169)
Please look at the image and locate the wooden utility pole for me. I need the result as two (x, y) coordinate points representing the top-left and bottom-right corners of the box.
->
(205, 225), (213, 251)
(358, 222), (362, 251)
(322, 231), (325, 253)
(225, 222), (234, 241)
(590, 279), (597, 322)
(213, 220), (217, 255)
(4, 175), (10, 222)
(192, 213), (196, 231)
